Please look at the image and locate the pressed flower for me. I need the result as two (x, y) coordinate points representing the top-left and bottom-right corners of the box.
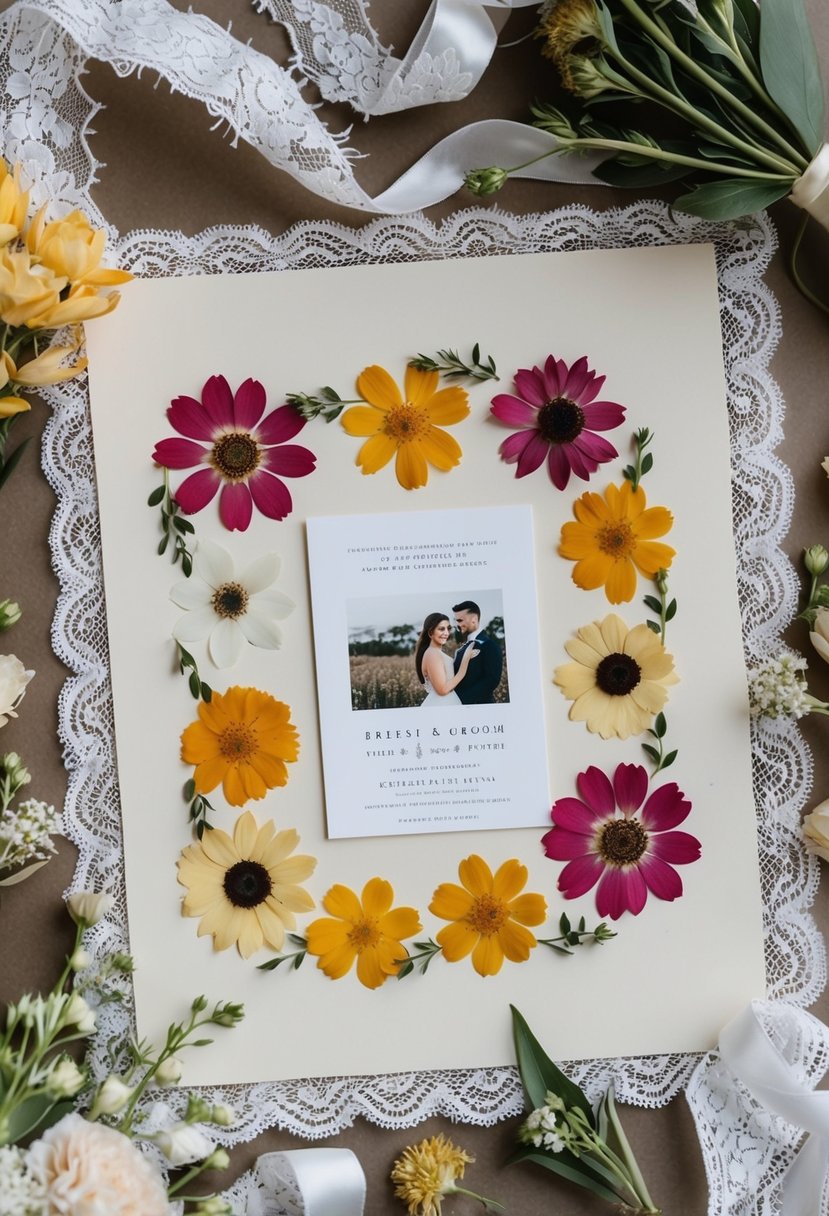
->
(429, 855), (547, 977)
(391, 1134), (500, 1216)
(0, 162), (28, 246)
(26, 282), (123, 328)
(153, 375), (316, 531)
(171, 538), (294, 669)
(559, 481), (675, 604)
(181, 685), (299, 806)
(0, 654), (34, 727)
(554, 614), (678, 739)
(810, 607), (829, 665)
(3, 343), (88, 387)
(0, 246), (64, 327)
(542, 763), (701, 919)
(305, 877), (421, 989)
(177, 809), (316, 958)
(491, 354), (625, 490)
(803, 799), (829, 861)
(25, 206), (133, 288)
(341, 364), (469, 490)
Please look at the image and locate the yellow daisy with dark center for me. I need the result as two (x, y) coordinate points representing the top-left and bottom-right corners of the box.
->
(429, 854), (547, 977)
(305, 877), (422, 989)
(559, 481), (675, 603)
(340, 364), (469, 490)
(554, 613), (679, 739)
(177, 810), (316, 958)
(180, 686), (299, 807)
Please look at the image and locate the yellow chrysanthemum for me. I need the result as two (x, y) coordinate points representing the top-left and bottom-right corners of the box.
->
(180, 686), (299, 807)
(2, 343), (88, 388)
(0, 246), (65, 327)
(26, 206), (134, 288)
(554, 613), (679, 739)
(0, 161), (29, 246)
(177, 809), (316, 958)
(429, 855), (547, 977)
(559, 481), (675, 604)
(340, 364), (469, 490)
(391, 1134), (474, 1216)
(305, 877), (421, 989)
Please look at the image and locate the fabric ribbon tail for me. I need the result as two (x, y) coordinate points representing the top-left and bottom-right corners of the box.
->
(244, 1148), (367, 1216)
(789, 143), (829, 230)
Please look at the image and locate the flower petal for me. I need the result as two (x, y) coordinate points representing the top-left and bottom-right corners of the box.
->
(550, 796), (602, 834)
(255, 404), (307, 445)
(172, 605), (217, 643)
(436, 919), (477, 961)
(557, 853), (604, 899)
(263, 444), (316, 478)
(153, 437), (208, 470)
(497, 918), (536, 962)
(613, 764), (649, 816)
(640, 782), (692, 830)
(168, 394), (218, 441)
(546, 443), (571, 490)
(174, 468), (220, 515)
(581, 401), (626, 431)
(648, 830), (701, 865)
(361, 876), (394, 918)
(219, 482), (253, 531)
(604, 559), (637, 605)
(576, 765), (615, 815)
(194, 538), (234, 587)
(341, 406), (385, 437)
(170, 579), (212, 611)
(249, 470), (292, 521)
(513, 367), (546, 407)
(356, 946), (387, 989)
(404, 364), (439, 406)
(232, 378), (267, 429)
(543, 827), (592, 860)
(395, 441), (428, 490)
(208, 617), (244, 668)
(491, 858), (528, 901)
(458, 854), (493, 896)
(238, 553), (280, 593)
(639, 854), (684, 901)
(423, 385), (469, 426)
(420, 426), (462, 472)
(507, 893), (547, 926)
(471, 933), (504, 976)
(357, 365), (402, 411)
(429, 882), (474, 921)
(596, 865), (647, 918)
(356, 432), (397, 474)
(490, 394), (536, 427)
(200, 375), (235, 427)
(323, 883), (363, 922)
(238, 608), (283, 650)
(515, 431), (548, 478)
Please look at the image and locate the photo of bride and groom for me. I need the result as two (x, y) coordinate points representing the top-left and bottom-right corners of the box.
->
(348, 592), (509, 711)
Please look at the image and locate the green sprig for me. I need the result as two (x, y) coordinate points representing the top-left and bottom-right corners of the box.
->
(184, 778), (217, 839)
(396, 937), (443, 978)
(407, 343), (499, 382)
(641, 712), (677, 776)
(798, 543), (829, 623)
(538, 913), (616, 955)
(177, 644), (212, 702)
(643, 568), (676, 644)
(257, 934), (309, 972)
(285, 388), (362, 423)
(147, 469), (195, 574)
(622, 427), (654, 491)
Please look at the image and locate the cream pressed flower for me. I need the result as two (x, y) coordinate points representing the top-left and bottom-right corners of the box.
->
(171, 539), (294, 669)
(0, 654), (34, 727)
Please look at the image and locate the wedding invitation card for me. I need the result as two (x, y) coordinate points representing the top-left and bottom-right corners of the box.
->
(84, 244), (766, 1085)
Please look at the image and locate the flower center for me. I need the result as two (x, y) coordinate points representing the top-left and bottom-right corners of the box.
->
(218, 722), (257, 761)
(223, 859), (273, 908)
(347, 917), (381, 952)
(383, 403), (430, 443)
(598, 818), (648, 866)
(211, 581), (249, 619)
(536, 397), (585, 445)
(466, 893), (508, 937)
(596, 521), (635, 559)
(211, 431), (261, 480)
(595, 652), (641, 696)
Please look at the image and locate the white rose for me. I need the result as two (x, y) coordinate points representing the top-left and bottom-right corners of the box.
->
(0, 655), (34, 728)
(47, 1057), (85, 1098)
(66, 890), (113, 927)
(803, 799), (829, 862)
(28, 1113), (171, 1216)
(89, 1075), (133, 1118)
(810, 608), (829, 665)
(153, 1122), (216, 1167)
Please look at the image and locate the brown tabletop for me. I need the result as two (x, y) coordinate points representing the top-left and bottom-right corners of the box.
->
(2, 1), (829, 1212)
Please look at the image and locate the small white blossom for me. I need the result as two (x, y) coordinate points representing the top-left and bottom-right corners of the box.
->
(210, 1102), (235, 1126)
(153, 1122), (216, 1166)
(748, 653), (814, 718)
(0, 655), (34, 727)
(62, 993), (96, 1034)
(0, 798), (60, 876)
(0, 1145), (46, 1216)
(47, 1056), (85, 1098)
(89, 1075), (133, 1118)
(154, 1054), (183, 1086)
(66, 890), (113, 927)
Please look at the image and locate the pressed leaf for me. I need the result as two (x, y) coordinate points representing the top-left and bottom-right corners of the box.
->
(758, 0), (824, 154)
(509, 1144), (626, 1206)
(147, 485), (165, 506)
(662, 749), (678, 769)
(673, 177), (792, 219)
(665, 600), (678, 621)
(654, 712), (667, 738)
(0, 438), (31, 491)
(646, 620), (662, 633)
(643, 595), (662, 613)
(642, 743), (660, 763)
(594, 158), (693, 188)
(511, 1006), (593, 1119)
(0, 858), (51, 886)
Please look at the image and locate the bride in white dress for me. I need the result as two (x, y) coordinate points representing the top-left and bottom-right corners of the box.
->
(415, 613), (479, 707)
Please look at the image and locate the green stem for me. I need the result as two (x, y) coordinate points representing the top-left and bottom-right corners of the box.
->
(509, 140), (790, 182)
(616, 0), (808, 171)
(787, 210), (829, 315)
(449, 1184), (505, 1212)
(167, 1161), (211, 1197)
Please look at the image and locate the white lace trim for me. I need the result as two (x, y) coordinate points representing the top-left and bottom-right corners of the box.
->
(0, 0), (823, 1209)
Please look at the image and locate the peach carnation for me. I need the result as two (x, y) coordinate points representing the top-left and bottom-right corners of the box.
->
(28, 1114), (170, 1216)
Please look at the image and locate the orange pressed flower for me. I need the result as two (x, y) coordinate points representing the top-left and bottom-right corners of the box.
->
(340, 364), (469, 490)
(305, 877), (421, 989)
(559, 481), (675, 604)
(429, 855), (547, 977)
(180, 686), (299, 806)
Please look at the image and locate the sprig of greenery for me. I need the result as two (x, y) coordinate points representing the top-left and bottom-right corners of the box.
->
(256, 934), (308, 972)
(798, 544), (829, 624)
(538, 913), (616, 955)
(147, 469), (195, 574)
(184, 779), (217, 840)
(0, 417), (31, 492)
(407, 343), (499, 382)
(622, 427), (654, 491)
(177, 644), (212, 702)
(641, 712), (677, 776)
(285, 387), (362, 423)
(643, 568), (676, 643)
(396, 938), (443, 978)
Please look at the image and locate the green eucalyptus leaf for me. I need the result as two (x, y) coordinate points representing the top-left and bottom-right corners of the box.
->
(157, 534), (170, 556)
(641, 743), (660, 763)
(673, 177), (792, 219)
(511, 1006), (593, 1119)
(643, 595), (662, 613)
(661, 749), (678, 769)
(7, 1095), (61, 1142)
(758, 0), (824, 154)
(665, 600), (678, 621)
(594, 156), (693, 187)
(147, 485), (165, 506)
(654, 712), (667, 738)
(732, 0), (760, 53)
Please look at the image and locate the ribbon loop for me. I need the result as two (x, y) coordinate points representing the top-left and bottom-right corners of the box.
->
(247, 1148), (366, 1216)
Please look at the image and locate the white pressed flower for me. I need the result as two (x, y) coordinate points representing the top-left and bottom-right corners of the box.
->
(66, 889), (114, 926)
(0, 1145), (46, 1216)
(0, 654), (34, 727)
(153, 1121), (216, 1166)
(0, 798), (60, 879)
(89, 1075), (133, 1118)
(747, 653), (817, 718)
(170, 539), (294, 669)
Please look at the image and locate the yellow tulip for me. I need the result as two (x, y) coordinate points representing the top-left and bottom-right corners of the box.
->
(0, 247), (65, 327)
(0, 162), (29, 245)
(26, 283), (121, 329)
(0, 395), (30, 417)
(27, 206), (132, 288)
(12, 345), (88, 386)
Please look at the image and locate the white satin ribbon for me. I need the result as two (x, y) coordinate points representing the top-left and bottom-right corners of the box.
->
(790, 144), (829, 228)
(247, 1148), (366, 1216)
(718, 1002), (829, 1216)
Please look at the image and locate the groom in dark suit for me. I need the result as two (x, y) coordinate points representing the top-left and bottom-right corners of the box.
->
(452, 600), (503, 705)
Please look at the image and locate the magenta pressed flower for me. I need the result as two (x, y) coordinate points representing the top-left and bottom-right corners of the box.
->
(152, 375), (316, 531)
(490, 355), (625, 490)
(541, 763), (700, 919)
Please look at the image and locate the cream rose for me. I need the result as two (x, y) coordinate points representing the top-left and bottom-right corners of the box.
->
(0, 654), (34, 727)
(803, 799), (829, 862)
(809, 607), (829, 665)
(28, 1113), (171, 1216)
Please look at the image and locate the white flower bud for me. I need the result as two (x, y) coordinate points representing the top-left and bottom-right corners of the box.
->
(154, 1055), (183, 1086)
(66, 891), (114, 927)
(47, 1056), (85, 1098)
(210, 1103), (235, 1127)
(69, 948), (91, 972)
(62, 992), (96, 1034)
(803, 799), (829, 862)
(153, 1122), (216, 1167)
(89, 1075), (133, 1118)
(204, 1148), (230, 1171)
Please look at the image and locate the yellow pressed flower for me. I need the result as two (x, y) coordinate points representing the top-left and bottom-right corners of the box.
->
(180, 686), (299, 807)
(429, 855), (547, 977)
(7, 344), (88, 387)
(537, 0), (605, 89)
(554, 613), (679, 739)
(25, 283), (122, 329)
(177, 809), (316, 958)
(305, 877), (421, 989)
(559, 481), (675, 604)
(0, 161), (29, 246)
(341, 364), (469, 490)
(0, 246), (65, 327)
(391, 1134), (477, 1216)
(26, 206), (133, 287)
